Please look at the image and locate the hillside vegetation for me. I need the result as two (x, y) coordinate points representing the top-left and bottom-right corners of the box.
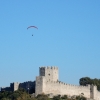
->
(0, 88), (86, 100)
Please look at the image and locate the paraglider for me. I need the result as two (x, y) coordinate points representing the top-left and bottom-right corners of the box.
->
(27, 26), (38, 36)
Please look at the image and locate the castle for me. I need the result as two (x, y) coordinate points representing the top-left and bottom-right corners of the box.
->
(1, 66), (100, 100)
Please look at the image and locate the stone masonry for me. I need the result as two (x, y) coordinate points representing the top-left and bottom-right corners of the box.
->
(35, 66), (100, 100)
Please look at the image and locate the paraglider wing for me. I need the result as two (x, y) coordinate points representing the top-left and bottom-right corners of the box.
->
(27, 26), (38, 29)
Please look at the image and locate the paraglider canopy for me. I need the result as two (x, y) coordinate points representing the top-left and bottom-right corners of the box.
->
(27, 26), (38, 29)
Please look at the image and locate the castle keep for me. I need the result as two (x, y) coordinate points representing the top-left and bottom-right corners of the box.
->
(1, 66), (100, 100)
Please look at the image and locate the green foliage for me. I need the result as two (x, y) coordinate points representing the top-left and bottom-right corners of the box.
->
(61, 95), (68, 99)
(76, 96), (86, 100)
(36, 93), (49, 100)
(1, 98), (11, 100)
(0, 88), (36, 100)
(79, 77), (92, 86)
(0, 90), (87, 100)
(52, 95), (61, 100)
(79, 77), (100, 91)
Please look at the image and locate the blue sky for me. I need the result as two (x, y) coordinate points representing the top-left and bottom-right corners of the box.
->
(0, 0), (100, 87)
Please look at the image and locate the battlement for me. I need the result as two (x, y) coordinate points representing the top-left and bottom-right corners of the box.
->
(10, 82), (19, 85)
(46, 80), (90, 89)
(39, 66), (58, 69)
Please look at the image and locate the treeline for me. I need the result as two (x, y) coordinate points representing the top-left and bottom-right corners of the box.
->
(0, 88), (34, 100)
(0, 88), (86, 100)
(79, 77), (100, 91)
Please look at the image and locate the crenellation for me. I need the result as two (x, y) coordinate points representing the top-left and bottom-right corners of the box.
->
(40, 66), (58, 70)
(47, 66), (50, 69)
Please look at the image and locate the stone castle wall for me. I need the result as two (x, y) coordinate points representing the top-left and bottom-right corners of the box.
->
(97, 91), (100, 100)
(1, 81), (35, 94)
(35, 76), (45, 95)
(45, 81), (90, 98)
(35, 66), (100, 100)
(36, 76), (90, 98)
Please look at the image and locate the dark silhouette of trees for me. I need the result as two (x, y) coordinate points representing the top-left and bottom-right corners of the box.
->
(79, 77), (100, 91)
(0, 88), (35, 100)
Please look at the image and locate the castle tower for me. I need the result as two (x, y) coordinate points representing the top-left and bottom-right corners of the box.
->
(35, 66), (59, 96)
(39, 66), (58, 82)
(90, 85), (97, 100)
(10, 82), (19, 91)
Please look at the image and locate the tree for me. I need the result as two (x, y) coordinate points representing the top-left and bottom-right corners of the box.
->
(36, 93), (49, 100)
(79, 77), (100, 91)
(79, 77), (92, 86)
(52, 95), (61, 100)
(76, 96), (86, 100)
